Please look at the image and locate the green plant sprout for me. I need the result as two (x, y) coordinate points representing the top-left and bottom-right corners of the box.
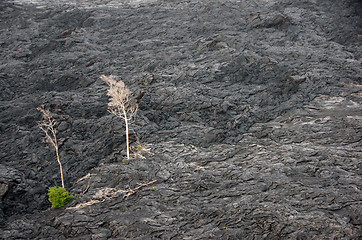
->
(48, 186), (73, 208)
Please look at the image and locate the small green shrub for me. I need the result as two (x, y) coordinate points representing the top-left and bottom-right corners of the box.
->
(80, 184), (87, 195)
(48, 186), (73, 208)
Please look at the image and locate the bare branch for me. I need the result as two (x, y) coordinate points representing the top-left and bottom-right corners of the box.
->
(101, 75), (138, 160)
(122, 180), (157, 199)
(37, 105), (65, 189)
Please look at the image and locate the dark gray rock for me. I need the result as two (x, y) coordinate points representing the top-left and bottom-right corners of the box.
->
(0, 0), (361, 239)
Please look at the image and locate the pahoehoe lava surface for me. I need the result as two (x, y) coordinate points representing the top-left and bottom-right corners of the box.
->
(0, 0), (361, 239)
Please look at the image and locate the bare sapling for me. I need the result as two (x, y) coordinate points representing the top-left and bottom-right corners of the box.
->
(101, 75), (138, 160)
(37, 105), (65, 189)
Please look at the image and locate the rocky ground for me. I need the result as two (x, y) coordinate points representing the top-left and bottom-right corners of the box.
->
(0, 0), (361, 239)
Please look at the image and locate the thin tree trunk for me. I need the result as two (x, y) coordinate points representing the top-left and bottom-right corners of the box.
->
(55, 145), (65, 188)
(124, 111), (130, 160)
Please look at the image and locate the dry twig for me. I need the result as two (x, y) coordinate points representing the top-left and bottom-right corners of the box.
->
(122, 180), (157, 199)
(101, 75), (138, 160)
(37, 105), (65, 188)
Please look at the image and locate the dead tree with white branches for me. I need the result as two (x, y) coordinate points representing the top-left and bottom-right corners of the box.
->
(37, 105), (65, 189)
(101, 75), (138, 160)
